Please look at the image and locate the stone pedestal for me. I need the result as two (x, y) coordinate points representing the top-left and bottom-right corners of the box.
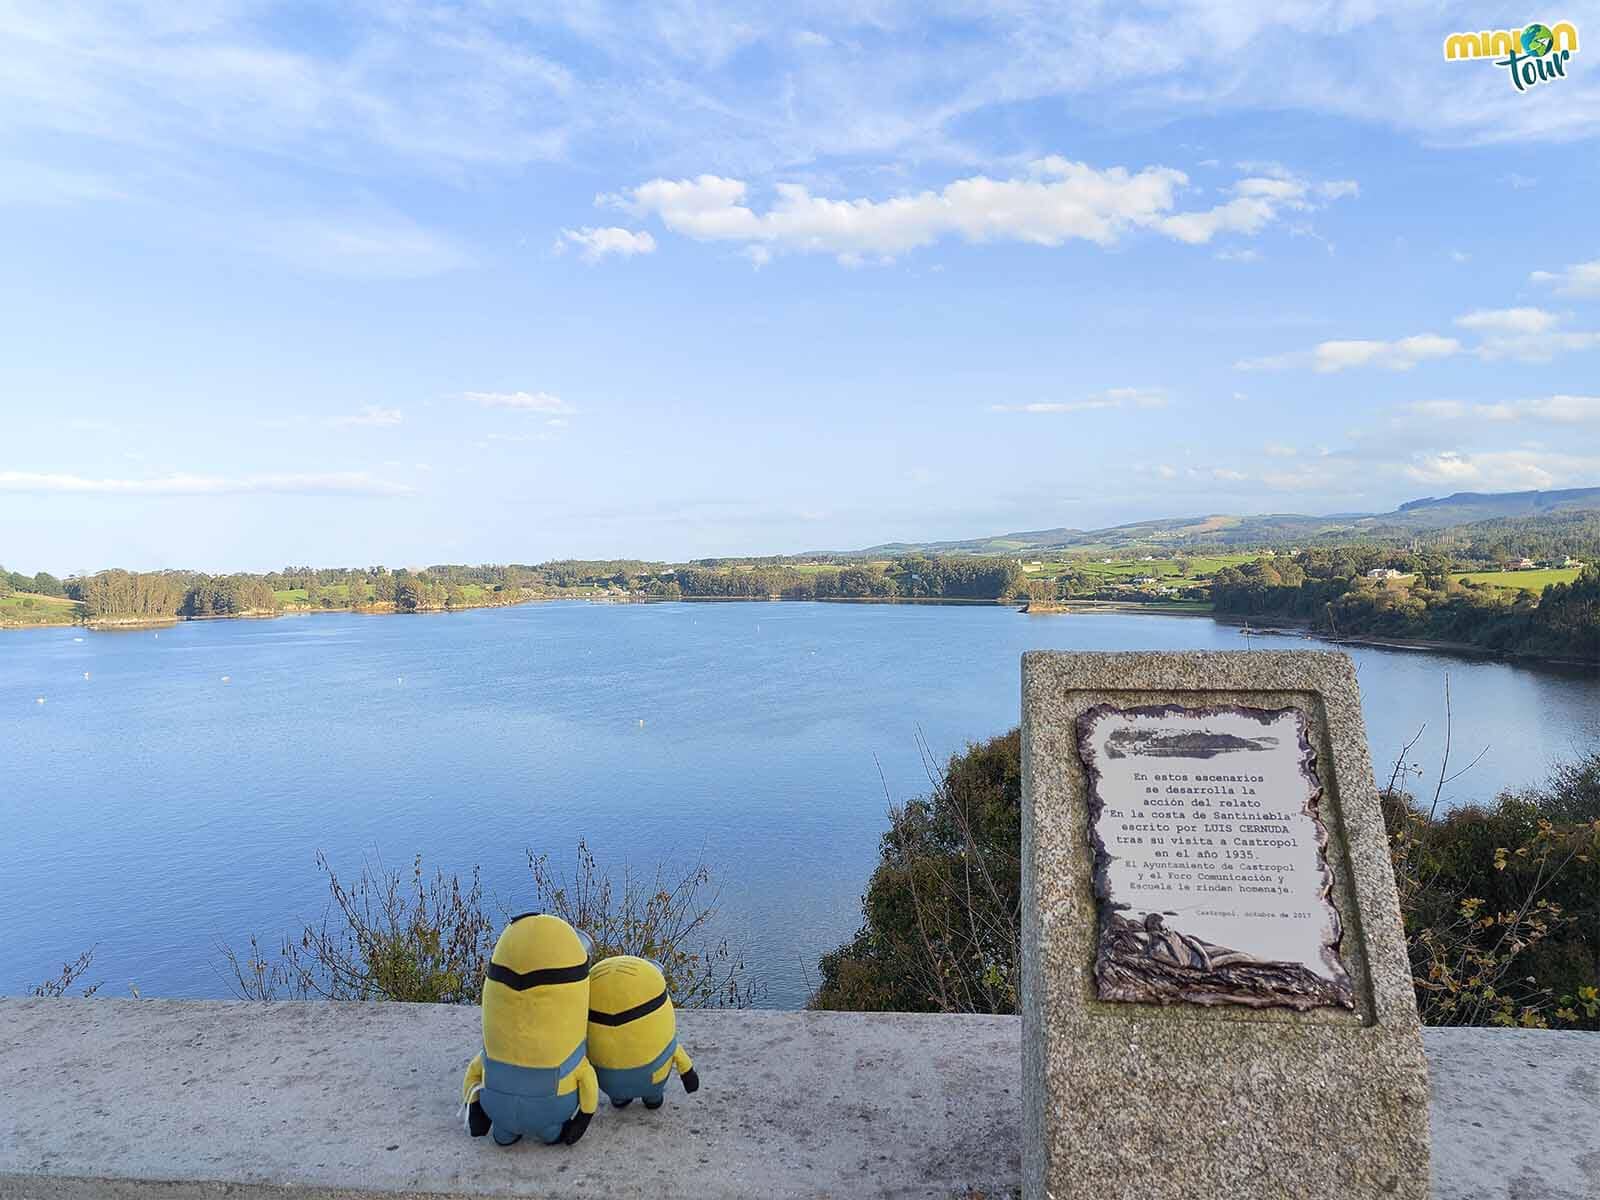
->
(1021, 650), (1430, 1200)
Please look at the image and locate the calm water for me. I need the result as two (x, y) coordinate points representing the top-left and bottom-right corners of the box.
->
(3, 602), (1595, 1007)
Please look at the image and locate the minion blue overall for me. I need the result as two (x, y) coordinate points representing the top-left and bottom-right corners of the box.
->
(586, 955), (700, 1110)
(462, 913), (598, 1146)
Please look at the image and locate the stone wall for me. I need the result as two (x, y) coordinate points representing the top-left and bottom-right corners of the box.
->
(0, 999), (1593, 1199)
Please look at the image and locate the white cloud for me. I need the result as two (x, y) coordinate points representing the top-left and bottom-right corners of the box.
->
(464, 390), (570, 413)
(1237, 334), (1461, 373)
(1531, 395), (1600, 423)
(990, 387), (1168, 414)
(1264, 443), (1298, 457)
(1214, 248), (1260, 263)
(1458, 308), (1600, 363)
(329, 405), (403, 429)
(0, 471), (412, 496)
(556, 226), (657, 262)
(1318, 335), (1461, 372)
(615, 161), (1354, 264)
(1530, 258), (1600, 298)
(1403, 451), (1557, 490)
(1407, 395), (1600, 425)
(1241, 305), (1600, 372)
(1212, 468), (1248, 482)
(1449, 250), (1470, 264)
(1455, 307), (1560, 335)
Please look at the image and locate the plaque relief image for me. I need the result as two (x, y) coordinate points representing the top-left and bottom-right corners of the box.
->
(1075, 703), (1355, 1011)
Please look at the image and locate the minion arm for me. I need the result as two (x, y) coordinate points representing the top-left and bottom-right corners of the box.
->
(461, 1052), (484, 1104)
(461, 1053), (490, 1137)
(559, 1059), (599, 1145)
(674, 1044), (700, 1093)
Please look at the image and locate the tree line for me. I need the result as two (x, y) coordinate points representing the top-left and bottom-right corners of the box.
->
(810, 730), (1599, 1031)
(1210, 555), (1600, 662)
(0, 567), (66, 598)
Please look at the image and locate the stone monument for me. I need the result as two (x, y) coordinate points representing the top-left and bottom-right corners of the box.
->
(1021, 650), (1430, 1200)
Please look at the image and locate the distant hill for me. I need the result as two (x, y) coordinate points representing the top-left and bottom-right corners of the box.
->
(1387, 488), (1600, 527)
(836, 487), (1600, 557)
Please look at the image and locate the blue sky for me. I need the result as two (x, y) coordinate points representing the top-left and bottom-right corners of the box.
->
(2, 2), (1597, 573)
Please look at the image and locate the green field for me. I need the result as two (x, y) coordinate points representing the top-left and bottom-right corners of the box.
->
(1452, 567), (1581, 593)
(274, 581), (505, 609)
(1025, 552), (1258, 586)
(274, 582), (368, 607)
(0, 592), (83, 626)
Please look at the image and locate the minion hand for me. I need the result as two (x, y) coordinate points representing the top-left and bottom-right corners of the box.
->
(560, 1109), (593, 1146)
(465, 1098), (491, 1138)
(681, 1068), (700, 1094)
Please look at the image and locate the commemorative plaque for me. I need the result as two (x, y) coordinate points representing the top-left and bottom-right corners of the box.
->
(1077, 703), (1354, 1010)
(1021, 651), (1431, 1200)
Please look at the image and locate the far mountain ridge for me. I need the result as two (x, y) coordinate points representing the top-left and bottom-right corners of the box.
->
(834, 487), (1600, 557)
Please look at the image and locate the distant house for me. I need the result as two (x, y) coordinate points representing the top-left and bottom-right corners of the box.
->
(1132, 576), (1159, 586)
(1365, 568), (1403, 580)
(1562, 556), (1586, 569)
(1512, 557), (1536, 570)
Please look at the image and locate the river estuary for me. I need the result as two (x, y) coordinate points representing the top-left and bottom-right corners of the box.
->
(3, 601), (1595, 1007)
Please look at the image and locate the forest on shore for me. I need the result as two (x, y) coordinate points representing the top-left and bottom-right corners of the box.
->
(3, 531), (1598, 662)
(1208, 549), (1600, 662)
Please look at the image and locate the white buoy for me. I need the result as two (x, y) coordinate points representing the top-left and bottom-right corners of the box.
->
(35, 697), (45, 704)
(73, 637), (83, 643)
(220, 675), (231, 683)
(637, 718), (645, 727)
(397, 676), (404, 685)
(83, 672), (91, 680)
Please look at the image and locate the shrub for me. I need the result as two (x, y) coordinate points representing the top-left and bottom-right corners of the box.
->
(811, 731), (1020, 1013)
(1383, 786), (1599, 1029)
(30, 947), (100, 998)
(810, 728), (1599, 1028)
(528, 839), (754, 1008)
(221, 842), (754, 1007)
(221, 852), (493, 1003)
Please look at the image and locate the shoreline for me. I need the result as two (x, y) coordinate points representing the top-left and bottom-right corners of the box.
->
(1022, 600), (1213, 617)
(1208, 612), (1597, 670)
(7, 594), (1592, 668)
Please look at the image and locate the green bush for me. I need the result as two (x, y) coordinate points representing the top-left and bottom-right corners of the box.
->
(812, 731), (1020, 1013)
(811, 733), (1599, 1028)
(220, 843), (754, 1008)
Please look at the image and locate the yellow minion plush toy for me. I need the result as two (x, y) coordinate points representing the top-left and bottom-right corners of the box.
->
(461, 913), (598, 1147)
(586, 955), (700, 1110)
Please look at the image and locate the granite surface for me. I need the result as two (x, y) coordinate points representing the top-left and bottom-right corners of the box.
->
(1021, 650), (1432, 1200)
(0, 1000), (1593, 1199)
(0, 1001), (1020, 1199)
